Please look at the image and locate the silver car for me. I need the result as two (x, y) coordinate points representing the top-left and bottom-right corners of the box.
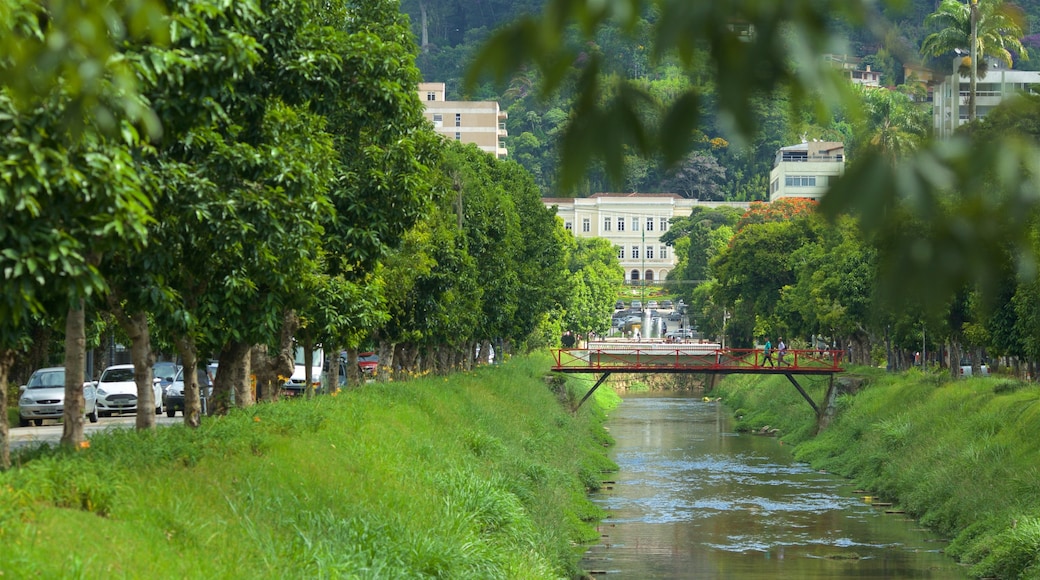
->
(18, 367), (98, 426)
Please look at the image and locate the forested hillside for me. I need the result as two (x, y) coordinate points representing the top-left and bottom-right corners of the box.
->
(401, 0), (1040, 199)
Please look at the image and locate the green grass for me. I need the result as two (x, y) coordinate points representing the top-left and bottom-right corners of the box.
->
(0, 353), (616, 579)
(714, 367), (1040, 579)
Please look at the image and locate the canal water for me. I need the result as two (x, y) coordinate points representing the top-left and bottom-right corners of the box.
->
(581, 393), (967, 579)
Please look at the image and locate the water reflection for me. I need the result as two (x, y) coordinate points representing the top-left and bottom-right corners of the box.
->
(583, 394), (966, 579)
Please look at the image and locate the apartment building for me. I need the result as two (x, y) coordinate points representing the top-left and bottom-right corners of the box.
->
(932, 56), (1040, 139)
(418, 82), (508, 158)
(543, 193), (751, 283)
(768, 141), (846, 202)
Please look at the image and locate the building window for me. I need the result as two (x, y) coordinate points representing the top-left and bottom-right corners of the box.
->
(645, 270), (654, 282)
(454, 132), (461, 140)
(432, 114), (443, 128)
(660, 246), (669, 260)
(631, 270), (640, 281)
(426, 92), (436, 101)
(617, 217), (625, 232)
(660, 217), (668, 232)
(455, 113), (461, 127)
(617, 246), (624, 260)
(631, 217), (638, 231)
(646, 246), (654, 259)
(565, 222), (572, 231)
(631, 246), (639, 259)
(603, 217), (611, 231)
(582, 218), (591, 233)
(646, 217), (654, 232)
(785, 175), (817, 187)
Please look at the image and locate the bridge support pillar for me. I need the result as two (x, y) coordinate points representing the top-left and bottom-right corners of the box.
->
(784, 373), (820, 417)
(576, 373), (612, 410)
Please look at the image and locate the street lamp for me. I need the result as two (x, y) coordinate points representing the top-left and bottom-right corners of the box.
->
(640, 222), (645, 310)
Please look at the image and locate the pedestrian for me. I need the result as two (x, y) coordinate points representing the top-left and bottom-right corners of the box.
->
(561, 330), (575, 348)
(763, 338), (774, 367)
(777, 338), (787, 366)
(634, 328), (641, 342)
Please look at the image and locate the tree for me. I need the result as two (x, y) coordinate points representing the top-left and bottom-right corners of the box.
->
(852, 85), (930, 161)
(920, 0), (1028, 121)
(564, 237), (625, 336)
(663, 152), (727, 200)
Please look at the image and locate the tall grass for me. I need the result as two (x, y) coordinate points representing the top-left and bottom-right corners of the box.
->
(0, 353), (615, 578)
(714, 367), (1040, 579)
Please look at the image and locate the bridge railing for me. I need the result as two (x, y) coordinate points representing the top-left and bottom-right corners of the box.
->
(551, 346), (844, 372)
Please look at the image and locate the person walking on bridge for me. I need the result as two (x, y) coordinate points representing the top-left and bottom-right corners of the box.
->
(763, 338), (774, 367)
(777, 338), (787, 366)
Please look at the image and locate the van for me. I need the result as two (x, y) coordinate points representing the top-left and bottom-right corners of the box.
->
(284, 344), (324, 395)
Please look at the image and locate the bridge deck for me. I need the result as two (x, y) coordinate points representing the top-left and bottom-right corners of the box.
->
(552, 342), (844, 374)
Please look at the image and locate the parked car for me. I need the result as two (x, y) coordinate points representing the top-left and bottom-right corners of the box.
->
(647, 300), (659, 309)
(95, 364), (163, 417)
(631, 300), (643, 310)
(615, 299), (625, 310)
(666, 329), (698, 340)
(959, 363), (990, 377)
(358, 352), (379, 375)
(18, 367), (98, 426)
(163, 363), (217, 417)
(153, 361), (180, 390)
(661, 300), (674, 310)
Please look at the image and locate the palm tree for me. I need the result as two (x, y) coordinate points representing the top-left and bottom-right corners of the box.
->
(920, 0), (1027, 121)
(857, 87), (931, 162)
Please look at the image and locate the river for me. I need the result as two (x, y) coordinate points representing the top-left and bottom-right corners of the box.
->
(581, 393), (968, 579)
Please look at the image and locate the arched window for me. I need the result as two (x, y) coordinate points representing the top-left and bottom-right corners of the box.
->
(645, 270), (655, 281)
(631, 269), (640, 281)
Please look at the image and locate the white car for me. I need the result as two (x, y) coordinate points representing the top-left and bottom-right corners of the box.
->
(18, 367), (98, 426)
(95, 364), (163, 417)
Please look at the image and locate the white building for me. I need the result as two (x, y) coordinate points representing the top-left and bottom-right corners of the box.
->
(824, 54), (882, 88)
(543, 193), (751, 283)
(768, 141), (846, 202)
(932, 57), (1040, 139)
(418, 82), (508, 158)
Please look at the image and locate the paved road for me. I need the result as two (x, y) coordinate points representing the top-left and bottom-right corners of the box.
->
(10, 415), (181, 451)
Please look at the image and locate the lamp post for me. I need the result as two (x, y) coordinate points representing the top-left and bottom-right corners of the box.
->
(969, 0), (978, 121)
(640, 223), (645, 309)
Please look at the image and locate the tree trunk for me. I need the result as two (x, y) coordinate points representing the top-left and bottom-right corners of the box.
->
(377, 340), (394, 382)
(346, 347), (360, 388)
(303, 339), (316, 398)
(420, 0), (429, 52)
(213, 341), (251, 414)
(127, 311), (157, 430)
(106, 290), (158, 429)
(61, 301), (88, 446)
(0, 348), (15, 469)
(327, 343), (342, 392)
(251, 311), (298, 402)
(175, 336), (202, 428)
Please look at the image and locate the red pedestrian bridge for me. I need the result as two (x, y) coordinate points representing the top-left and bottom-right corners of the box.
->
(551, 341), (845, 415)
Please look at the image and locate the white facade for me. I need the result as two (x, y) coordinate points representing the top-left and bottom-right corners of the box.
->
(543, 193), (751, 283)
(768, 141), (845, 202)
(932, 59), (1040, 139)
(419, 82), (508, 158)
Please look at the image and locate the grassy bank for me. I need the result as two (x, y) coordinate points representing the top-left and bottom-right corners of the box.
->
(0, 353), (618, 579)
(715, 367), (1040, 579)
